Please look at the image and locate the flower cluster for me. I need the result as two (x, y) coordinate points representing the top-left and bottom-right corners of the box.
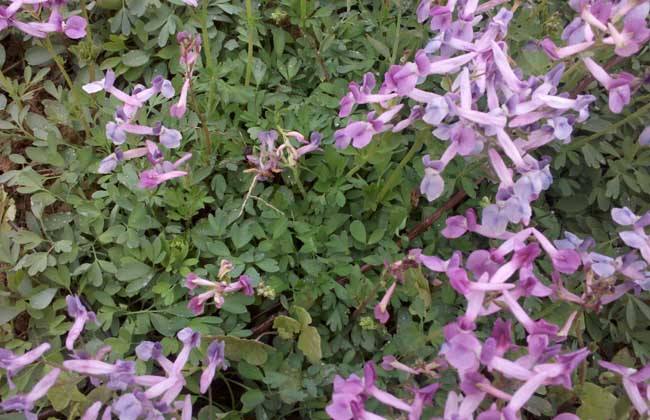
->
(328, 0), (650, 418)
(84, 68), (195, 189)
(335, 0), (597, 224)
(246, 129), (322, 180)
(0, 0), (87, 39)
(541, 0), (649, 114)
(184, 259), (256, 315)
(170, 32), (201, 119)
(1, 321), (227, 419)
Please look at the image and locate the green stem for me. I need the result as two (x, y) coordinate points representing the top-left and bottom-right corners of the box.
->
(44, 38), (73, 89)
(218, 371), (236, 408)
(190, 89), (212, 159)
(376, 133), (425, 205)
(345, 158), (367, 179)
(44, 38), (92, 138)
(568, 98), (650, 151)
(390, 0), (402, 64)
(79, 0), (95, 81)
(291, 165), (307, 199)
(300, 0), (307, 29)
(244, 0), (254, 87)
(199, 0), (217, 124)
(201, 0), (213, 69)
(576, 310), (587, 386)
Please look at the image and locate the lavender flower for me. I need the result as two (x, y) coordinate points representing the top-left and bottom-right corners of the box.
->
(0, 0), (86, 39)
(66, 295), (98, 350)
(186, 271), (254, 315)
(200, 340), (228, 393)
(599, 360), (650, 414)
(82, 401), (103, 420)
(112, 393), (142, 420)
(326, 362), (412, 420)
(63, 359), (136, 390)
(374, 281), (397, 324)
(334, 105), (403, 149)
(0, 343), (51, 388)
(0, 368), (61, 420)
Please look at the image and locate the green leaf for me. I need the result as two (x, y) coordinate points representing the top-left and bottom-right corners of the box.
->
(47, 372), (85, 411)
(122, 50), (150, 67)
(150, 313), (186, 336)
(116, 261), (152, 281)
(241, 389), (265, 412)
(365, 35), (390, 58)
(297, 326), (322, 363)
(238, 362), (264, 381)
(273, 315), (301, 339)
(230, 223), (253, 249)
(577, 383), (617, 420)
(292, 306), (312, 327)
(0, 302), (24, 324)
(30, 192), (55, 220)
(349, 220), (367, 243)
(632, 296), (650, 320)
(214, 335), (274, 366)
(30, 287), (58, 309)
(256, 258), (279, 272)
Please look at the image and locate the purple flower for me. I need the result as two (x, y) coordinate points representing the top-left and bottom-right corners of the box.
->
(600, 360), (650, 414)
(326, 374), (366, 420)
(180, 394), (192, 420)
(639, 126), (650, 146)
(381, 356), (419, 375)
(170, 79), (190, 119)
(441, 390), (484, 420)
(440, 327), (482, 374)
(582, 57), (635, 113)
(138, 153), (191, 189)
(448, 267), (515, 296)
(604, 12), (650, 57)
(501, 290), (560, 337)
(82, 401), (103, 420)
(374, 281), (397, 324)
(139, 328), (200, 406)
(97, 146), (149, 174)
(200, 340), (228, 393)
(339, 72), (396, 117)
(63, 359), (136, 390)
(334, 105), (403, 149)
(62, 15), (87, 39)
(223, 275), (255, 296)
(0, 343), (51, 388)
(422, 95), (449, 125)
(408, 383), (439, 420)
(327, 363), (412, 419)
(66, 295), (98, 351)
(383, 63), (420, 96)
(296, 132), (323, 157)
(185, 270), (255, 315)
(136, 341), (164, 363)
(112, 393), (142, 420)
(0, 368), (60, 419)
(178, 32), (202, 69)
(540, 38), (595, 60)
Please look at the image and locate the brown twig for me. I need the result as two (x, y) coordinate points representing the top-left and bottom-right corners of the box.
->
(401, 189), (469, 245)
(251, 310), (285, 336)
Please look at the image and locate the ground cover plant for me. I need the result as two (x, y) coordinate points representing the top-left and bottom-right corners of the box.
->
(0, 0), (649, 418)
